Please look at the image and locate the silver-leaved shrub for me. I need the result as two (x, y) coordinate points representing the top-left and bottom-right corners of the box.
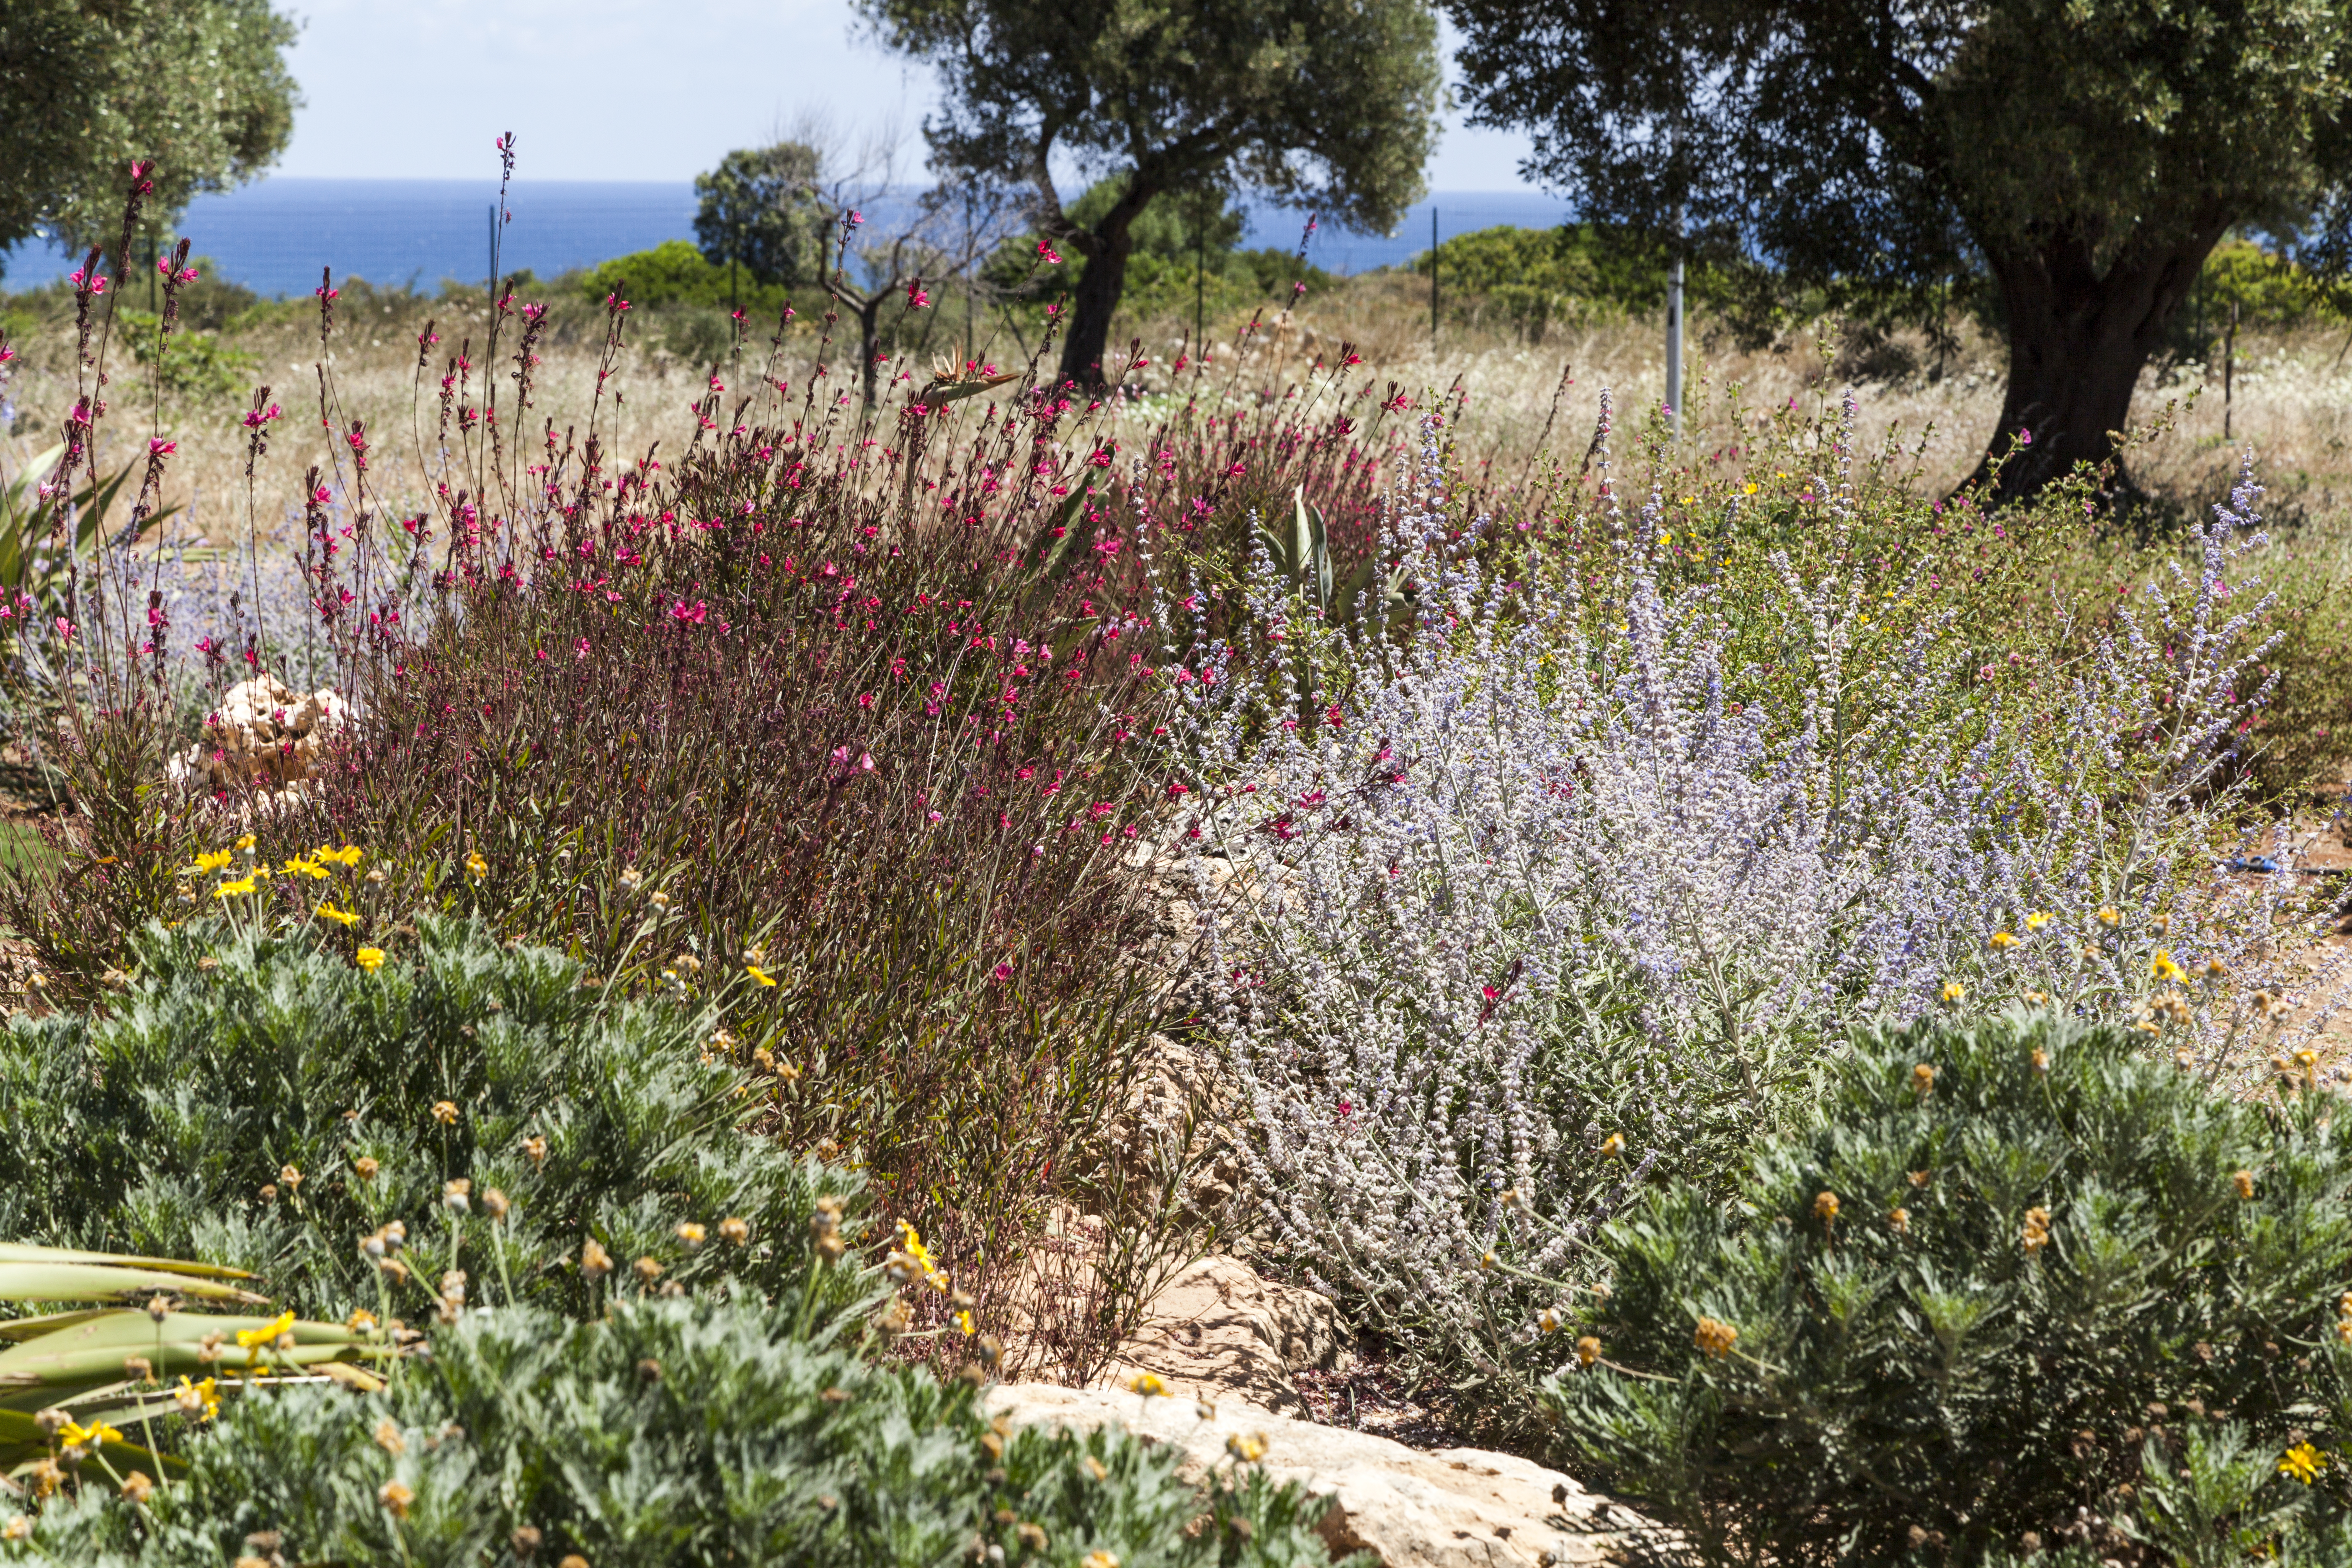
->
(1157, 398), (2346, 1425)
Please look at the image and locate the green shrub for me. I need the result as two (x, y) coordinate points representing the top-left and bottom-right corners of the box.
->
(112, 309), (257, 402)
(0, 916), (860, 1326)
(578, 239), (794, 315)
(0, 1294), (1351, 1568)
(1542, 1010), (2352, 1565)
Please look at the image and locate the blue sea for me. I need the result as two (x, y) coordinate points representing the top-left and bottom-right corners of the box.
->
(0, 179), (1572, 299)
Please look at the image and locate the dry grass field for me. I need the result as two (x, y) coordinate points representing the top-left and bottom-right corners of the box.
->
(7, 265), (2350, 531)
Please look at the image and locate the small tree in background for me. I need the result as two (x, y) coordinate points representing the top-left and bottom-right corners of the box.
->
(692, 142), (831, 300)
(855, 0), (1441, 387)
(0, 0), (298, 254)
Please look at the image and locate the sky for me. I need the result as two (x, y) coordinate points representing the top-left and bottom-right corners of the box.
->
(276, 0), (1544, 191)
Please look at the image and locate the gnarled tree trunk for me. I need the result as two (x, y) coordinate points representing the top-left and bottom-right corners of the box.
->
(1975, 217), (2227, 501)
(1054, 180), (1159, 389)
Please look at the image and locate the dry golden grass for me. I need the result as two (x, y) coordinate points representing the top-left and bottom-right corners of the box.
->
(2, 268), (2349, 530)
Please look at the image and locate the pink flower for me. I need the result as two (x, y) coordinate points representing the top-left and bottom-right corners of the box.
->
(149, 438), (177, 457)
(1037, 240), (1062, 264)
(53, 617), (75, 643)
(670, 600), (707, 625)
(993, 961), (1014, 982)
(905, 278), (931, 308)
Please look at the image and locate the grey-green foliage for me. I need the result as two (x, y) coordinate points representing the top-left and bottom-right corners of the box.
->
(1544, 1010), (2352, 1566)
(0, 1294), (1351, 1568)
(0, 0), (298, 253)
(0, 916), (860, 1326)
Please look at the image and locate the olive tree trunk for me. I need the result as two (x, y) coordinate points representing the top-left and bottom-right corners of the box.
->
(1975, 219), (2226, 501)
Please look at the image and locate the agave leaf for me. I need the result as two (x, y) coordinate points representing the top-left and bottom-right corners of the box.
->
(0, 1308), (360, 1367)
(0, 1408), (185, 1477)
(0, 1346), (374, 1413)
(0, 1244), (258, 1282)
(0, 1261), (267, 1308)
(0, 1308), (118, 1344)
(1019, 487), (1097, 617)
(1290, 485), (1312, 583)
(917, 371), (1020, 406)
(1305, 497), (1333, 611)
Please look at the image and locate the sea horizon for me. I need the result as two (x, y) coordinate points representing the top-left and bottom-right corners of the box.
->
(0, 177), (1573, 299)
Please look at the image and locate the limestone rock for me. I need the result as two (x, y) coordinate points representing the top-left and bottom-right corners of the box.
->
(167, 676), (351, 794)
(986, 1382), (1671, 1567)
(1100, 1255), (1346, 1415)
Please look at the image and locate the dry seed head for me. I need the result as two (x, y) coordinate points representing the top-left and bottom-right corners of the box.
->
(1693, 1316), (1738, 1359)
(1813, 1191), (1840, 1224)
(633, 1256), (664, 1285)
(374, 1418), (405, 1455)
(580, 1238), (613, 1279)
(123, 1355), (152, 1382)
(483, 1188), (510, 1221)
(443, 1178), (471, 1212)
(120, 1471), (154, 1504)
(511, 1527), (542, 1560)
(1576, 1335), (1602, 1367)
(354, 1156), (380, 1181)
(2030, 1048), (2049, 1075)
(1889, 1207), (1911, 1234)
(522, 1135), (549, 1166)
(377, 1481), (414, 1518)
(2234, 1170), (2256, 1200)
(431, 1100), (459, 1126)
(719, 1215), (750, 1246)
(279, 1164), (302, 1191)
(1081, 1455), (1109, 1482)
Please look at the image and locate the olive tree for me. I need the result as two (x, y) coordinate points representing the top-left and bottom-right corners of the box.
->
(0, 0), (297, 255)
(1446, 0), (2352, 496)
(856, 0), (1440, 387)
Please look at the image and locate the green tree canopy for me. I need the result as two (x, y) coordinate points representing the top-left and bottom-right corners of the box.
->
(691, 141), (831, 291)
(1444, 0), (2352, 496)
(0, 0), (298, 255)
(856, 0), (1441, 387)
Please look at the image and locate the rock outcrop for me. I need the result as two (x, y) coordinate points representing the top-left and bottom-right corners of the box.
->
(1099, 1254), (1349, 1416)
(167, 676), (349, 794)
(986, 1382), (1671, 1567)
